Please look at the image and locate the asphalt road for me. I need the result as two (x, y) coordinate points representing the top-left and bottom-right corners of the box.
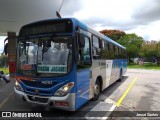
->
(0, 69), (160, 119)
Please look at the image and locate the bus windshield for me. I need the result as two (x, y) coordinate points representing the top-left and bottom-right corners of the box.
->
(18, 36), (72, 77)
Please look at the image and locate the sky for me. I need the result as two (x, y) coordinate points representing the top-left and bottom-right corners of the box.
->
(0, 0), (160, 53)
(60, 0), (160, 41)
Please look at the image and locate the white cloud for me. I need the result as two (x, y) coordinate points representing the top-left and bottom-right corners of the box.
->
(64, 0), (160, 41)
(72, 0), (148, 24)
(73, 0), (132, 22)
(126, 20), (160, 41)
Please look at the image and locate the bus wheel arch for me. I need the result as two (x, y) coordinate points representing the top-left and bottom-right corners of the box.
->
(92, 76), (103, 101)
(118, 68), (123, 82)
(97, 76), (103, 92)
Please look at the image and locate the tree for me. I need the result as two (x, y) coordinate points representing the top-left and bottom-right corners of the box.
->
(0, 55), (8, 67)
(116, 33), (144, 64)
(100, 29), (126, 41)
(140, 42), (160, 66)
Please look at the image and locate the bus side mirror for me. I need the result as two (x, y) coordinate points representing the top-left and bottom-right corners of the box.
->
(4, 43), (8, 55)
(78, 33), (85, 48)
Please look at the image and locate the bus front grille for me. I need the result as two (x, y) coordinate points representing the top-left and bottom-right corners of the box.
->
(27, 95), (48, 103)
(26, 88), (52, 96)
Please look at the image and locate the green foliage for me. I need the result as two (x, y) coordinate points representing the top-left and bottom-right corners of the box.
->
(0, 67), (9, 74)
(117, 33), (144, 63)
(0, 55), (8, 67)
(100, 29), (126, 41)
(140, 42), (160, 65)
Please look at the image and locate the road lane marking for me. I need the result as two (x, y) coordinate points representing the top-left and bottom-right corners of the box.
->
(116, 77), (138, 107)
(102, 104), (116, 119)
(84, 98), (116, 119)
(108, 104), (116, 111)
(0, 91), (14, 108)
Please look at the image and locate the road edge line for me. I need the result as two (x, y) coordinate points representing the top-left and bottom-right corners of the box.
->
(116, 77), (138, 107)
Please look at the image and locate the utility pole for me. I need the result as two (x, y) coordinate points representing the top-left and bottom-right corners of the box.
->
(56, 0), (64, 18)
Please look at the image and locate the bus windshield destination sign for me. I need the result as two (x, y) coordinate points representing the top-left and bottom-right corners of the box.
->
(37, 65), (67, 73)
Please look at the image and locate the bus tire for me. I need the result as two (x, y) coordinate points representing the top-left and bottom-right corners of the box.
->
(92, 80), (100, 101)
(118, 69), (123, 82)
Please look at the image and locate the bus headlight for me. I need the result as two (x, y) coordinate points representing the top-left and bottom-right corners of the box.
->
(15, 81), (24, 91)
(54, 82), (74, 96)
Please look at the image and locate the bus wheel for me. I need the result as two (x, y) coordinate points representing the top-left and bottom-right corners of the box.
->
(92, 80), (100, 101)
(118, 69), (123, 82)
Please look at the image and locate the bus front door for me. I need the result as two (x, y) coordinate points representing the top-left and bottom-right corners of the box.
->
(75, 36), (91, 110)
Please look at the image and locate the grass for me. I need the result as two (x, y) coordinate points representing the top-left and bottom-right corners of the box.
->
(0, 67), (9, 74)
(128, 62), (160, 70)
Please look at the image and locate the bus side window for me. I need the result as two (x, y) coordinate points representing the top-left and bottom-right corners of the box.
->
(115, 46), (119, 59)
(100, 41), (110, 59)
(121, 49), (127, 59)
(121, 48), (124, 59)
(119, 48), (121, 59)
(99, 39), (103, 49)
(92, 36), (100, 59)
(109, 43), (114, 59)
(121, 49), (123, 59)
(78, 36), (91, 69)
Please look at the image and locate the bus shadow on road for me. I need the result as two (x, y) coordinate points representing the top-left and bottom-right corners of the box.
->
(30, 102), (113, 118)
(29, 76), (129, 118)
(99, 76), (129, 101)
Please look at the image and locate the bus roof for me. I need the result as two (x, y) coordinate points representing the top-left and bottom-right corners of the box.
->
(20, 18), (126, 49)
(73, 18), (126, 49)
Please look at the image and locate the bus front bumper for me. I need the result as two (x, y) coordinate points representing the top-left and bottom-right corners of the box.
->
(14, 87), (75, 111)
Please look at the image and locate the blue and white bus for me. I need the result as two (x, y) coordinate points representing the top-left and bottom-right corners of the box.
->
(14, 18), (127, 111)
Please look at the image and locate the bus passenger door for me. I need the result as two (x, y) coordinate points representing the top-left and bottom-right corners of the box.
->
(106, 60), (113, 86)
(75, 36), (92, 110)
